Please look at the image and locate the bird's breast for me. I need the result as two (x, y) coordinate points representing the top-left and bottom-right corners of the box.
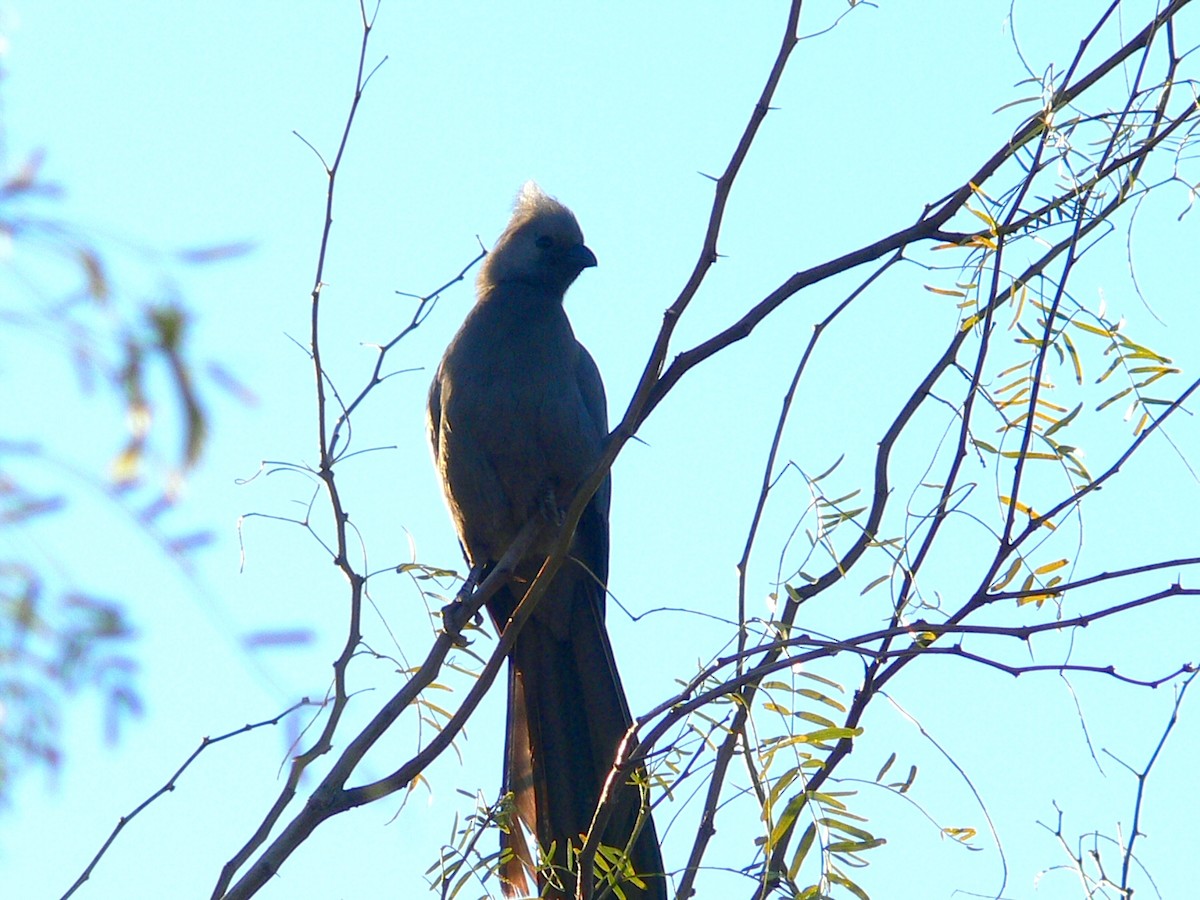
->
(436, 306), (602, 560)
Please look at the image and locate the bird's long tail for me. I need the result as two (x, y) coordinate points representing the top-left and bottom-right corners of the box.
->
(493, 576), (665, 900)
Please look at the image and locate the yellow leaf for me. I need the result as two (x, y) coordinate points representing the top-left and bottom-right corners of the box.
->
(925, 284), (968, 297)
(796, 670), (845, 691)
(997, 388), (1030, 409)
(1033, 558), (1068, 575)
(966, 201), (998, 231)
(1018, 592), (1056, 608)
(797, 688), (847, 712)
(1097, 386), (1133, 411)
(1001, 495), (1057, 529)
(797, 711), (837, 728)
(1070, 319), (1116, 337)
(969, 180), (993, 200)
(1117, 338), (1170, 362)
(1061, 330), (1083, 384)
(1128, 365), (1180, 375)
(996, 376), (1031, 394)
(1008, 281), (1028, 331)
(999, 451), (1059, 461)
(1135, 370), (1172, 389)
(110, 446), (141, 484)
(942, 827), (978, 842)
(990, 557), (1023, 591)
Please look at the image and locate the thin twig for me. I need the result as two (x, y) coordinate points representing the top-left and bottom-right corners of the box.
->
(60, 700), (313, 900)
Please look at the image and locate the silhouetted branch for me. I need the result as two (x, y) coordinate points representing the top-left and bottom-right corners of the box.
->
(61, 699), (313, 900)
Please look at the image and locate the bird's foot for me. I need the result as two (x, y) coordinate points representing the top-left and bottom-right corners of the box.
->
(538, 488), (565, 527)
(440, 568), (485, 646)
(440, 601), (480, 646)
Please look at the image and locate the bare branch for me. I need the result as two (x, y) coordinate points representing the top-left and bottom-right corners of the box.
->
(61, 700), (313, 900)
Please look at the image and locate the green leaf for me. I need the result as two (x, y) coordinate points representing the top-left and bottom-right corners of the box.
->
(860, 574), (890, 596)
(1042, 402), (1082, 437)
(789, 823), (817, 881)
(796, 710), (837, 729)
(828, 869), (872, 900)
(808, 791), (849, 811)
(767, 792), (808, 849)
(765, 768), (802, 816)
(818, 818), (876, 842)
(828, 838), (886, 855)
(797, 689), (847, 712)
(993, 94), (1042, 113)
(810, 454), (845, 483)
(796, 671), (845, 692)
(802, 726), (862, 744)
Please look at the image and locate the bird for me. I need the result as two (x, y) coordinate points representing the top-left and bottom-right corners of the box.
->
(427, 182), (666, 900)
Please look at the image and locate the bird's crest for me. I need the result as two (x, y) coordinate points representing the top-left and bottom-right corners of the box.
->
(513, 180), (570, 224)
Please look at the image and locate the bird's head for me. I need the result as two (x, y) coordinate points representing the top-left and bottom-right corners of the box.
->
(480, 181), (598, 297)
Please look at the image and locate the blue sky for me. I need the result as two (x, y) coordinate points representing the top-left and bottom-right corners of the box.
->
(3, 2), (1199, 899)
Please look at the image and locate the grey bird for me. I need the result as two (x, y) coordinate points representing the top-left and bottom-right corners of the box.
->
(427, 183), (665, 899)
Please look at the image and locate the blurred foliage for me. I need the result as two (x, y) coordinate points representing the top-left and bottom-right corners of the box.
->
(0, 118), (250, 806)
(0, 559), (139, 792)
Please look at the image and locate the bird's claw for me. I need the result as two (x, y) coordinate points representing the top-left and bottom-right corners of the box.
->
(441, 597), (482, 646)
(441, 568), (485, 646)
(539, 488), (565, 527)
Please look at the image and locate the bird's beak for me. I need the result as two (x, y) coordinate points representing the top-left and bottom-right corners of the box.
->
(570, 243), (598, 270)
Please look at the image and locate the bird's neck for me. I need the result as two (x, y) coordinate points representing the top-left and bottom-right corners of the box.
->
(480, 280), (567, 317)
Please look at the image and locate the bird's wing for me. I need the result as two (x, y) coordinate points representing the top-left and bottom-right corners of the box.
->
(427, 365), (443, 463)
(573, 338), (611, 561)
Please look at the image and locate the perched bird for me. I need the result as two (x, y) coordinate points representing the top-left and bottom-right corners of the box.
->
(428, 183), (665, 899)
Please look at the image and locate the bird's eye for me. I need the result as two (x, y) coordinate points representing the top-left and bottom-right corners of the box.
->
(535, 235), (554, 249)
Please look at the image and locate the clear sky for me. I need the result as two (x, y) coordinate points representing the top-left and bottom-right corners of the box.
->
(3, 2), (1199, 899)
